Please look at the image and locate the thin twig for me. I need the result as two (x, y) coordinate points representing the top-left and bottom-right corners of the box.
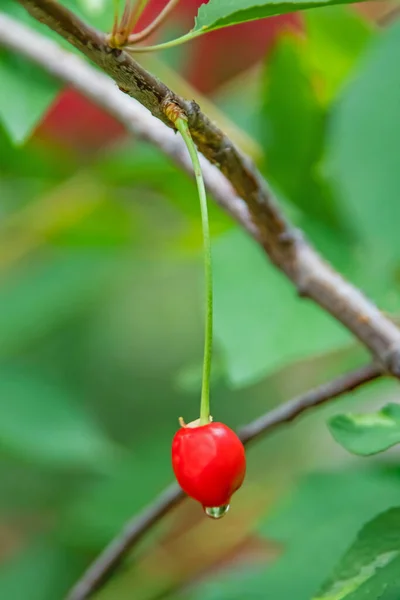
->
(66, 483), (184, 600)
(11, 0), (400, 377)
(127, 0), (180, 45)
(126, 0), (150, 36)
(238, 362), (382, 444)
(110, 0), (142, 48)
(65, 362), (382, 600)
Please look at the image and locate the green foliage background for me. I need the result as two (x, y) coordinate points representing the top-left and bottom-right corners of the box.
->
(1, 2), (400, 599)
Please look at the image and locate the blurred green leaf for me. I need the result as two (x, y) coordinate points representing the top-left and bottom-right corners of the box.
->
(314, 507), (400, 599)
(298, 216), (353, 274)
(261, 36), (338, 228)
(76, 0), (109, 15)
(3, 0), (112, 30)
(174, 352), (226, 393)
(0, 540), (80, 600)
(304, 6), (373, 103)
(63, 443), (173, 549)
(60, 0), (114, 29)
(187, 469), (400, 600)
(0, 49), (61, 145)
(329, 403), (400, 456)
(96, 141), (231, 234)
(0, 123), (77, 182)
(214, 72), (262, 144)
(0, 250), (119, 356)
(54, 197), (136, 247)
(0, 368), (117, 469)
(213, 228), (351, 386)
(191, 0), (370, 35)
(326, 22), (400, 259)
(1, 0), (105, 49)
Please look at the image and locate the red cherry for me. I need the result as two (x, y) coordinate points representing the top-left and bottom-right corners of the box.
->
(171, 421), (246, 515)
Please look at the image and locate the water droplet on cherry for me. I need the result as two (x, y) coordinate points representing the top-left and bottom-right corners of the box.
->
(204, 504), (230, 519)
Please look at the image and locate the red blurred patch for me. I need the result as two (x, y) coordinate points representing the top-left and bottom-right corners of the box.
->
(38, 88), (125, 152)
(186, 14), (300, 92)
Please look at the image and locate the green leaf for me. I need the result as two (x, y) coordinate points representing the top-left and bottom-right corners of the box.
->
(260, 35), (340, 228)
(326, 22), (400, 259)
(0, 250), (117, 356)
(61, 0), (115, 29)
(192, 0), (368, 35)
(0, 49), (61, 145)
(0, 540), (79, 600)
(76, 0), (109, 14)
(328, 403), (400, 456)
(304, 6), (373, 103)
(2, 0), (109, 45)
(62, 446), (173, 549)
(175, 352), (226, 393)
(187, 469), (400, 600)
(0, 368), (117, 470)
(96, 140), (230, 231)
(213, 228), (351, 386)
(314, 508), (400, 599)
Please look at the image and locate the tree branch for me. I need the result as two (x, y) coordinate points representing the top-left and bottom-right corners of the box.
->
(11, 0), (400, 377)
(238, 362), (381, 444)
(0, 12), (256, 240)
(65, 362), (382, 600)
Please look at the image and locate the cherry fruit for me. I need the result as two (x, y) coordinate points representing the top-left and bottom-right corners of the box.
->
(168, 116), (245, 518)
(172, 420), (246, 518)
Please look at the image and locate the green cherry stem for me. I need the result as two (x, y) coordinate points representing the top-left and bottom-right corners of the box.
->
(112, 0), (120, 33)
(129, 0), (151, 30)
(127, 0), (181, 44)
(125, 31), (199, 53)
(174, 115), (213, 426)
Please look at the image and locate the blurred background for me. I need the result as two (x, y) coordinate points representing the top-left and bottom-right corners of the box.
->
(1, 1), (400, 598)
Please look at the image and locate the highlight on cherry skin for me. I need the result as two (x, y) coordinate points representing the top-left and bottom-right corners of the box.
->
(171, 418), (246, 519)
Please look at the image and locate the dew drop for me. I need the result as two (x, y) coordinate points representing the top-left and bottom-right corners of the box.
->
(204, 504), (230, 519)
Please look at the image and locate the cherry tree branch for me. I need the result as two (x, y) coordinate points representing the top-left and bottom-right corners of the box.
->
(65, 362), (382, 600)
(11, 0), (400, 377)
(0, 12), (256, 240)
